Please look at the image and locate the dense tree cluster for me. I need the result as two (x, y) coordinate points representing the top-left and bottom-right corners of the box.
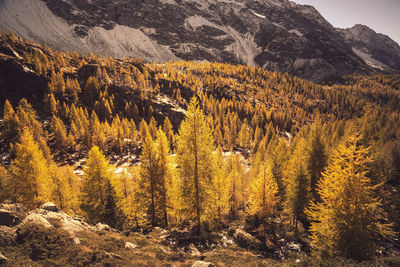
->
(1, 33), (399, 261)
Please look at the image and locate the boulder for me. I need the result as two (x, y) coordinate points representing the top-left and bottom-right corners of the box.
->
(0, 226), (17, 245)
(191, 260), (214, 267)
(19, 210), (90, 234)
(0, 252), (7, 264)
(73, 237), (81, 245)
(0, 209), (18, 226)
(0, 203), (27, 226)
(20, 213), (52, 228)
(152, 226), (168, 235)
(96, 222), (111, 231)
(41, 202), (59, 212)
(125, 242), (137, 249)
(233, 228), (263, 250)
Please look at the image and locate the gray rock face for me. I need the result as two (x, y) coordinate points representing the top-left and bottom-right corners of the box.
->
(0, 0), (399, 82)
(338, 24), (400, 71)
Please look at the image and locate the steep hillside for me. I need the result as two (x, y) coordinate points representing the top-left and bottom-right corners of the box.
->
(1, 0), (400, 82)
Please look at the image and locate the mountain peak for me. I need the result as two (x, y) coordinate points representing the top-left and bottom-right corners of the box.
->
(0, 0), (399, 82)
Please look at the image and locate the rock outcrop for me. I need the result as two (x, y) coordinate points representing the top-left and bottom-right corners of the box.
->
(232, 227), (263, 250)
(0, 203), (28, 226)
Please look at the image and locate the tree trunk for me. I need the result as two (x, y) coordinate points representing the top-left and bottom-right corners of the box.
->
(193, 115), (201, 234)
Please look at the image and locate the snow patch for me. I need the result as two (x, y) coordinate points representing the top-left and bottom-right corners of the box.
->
(250, 10), (266, 19)
(288, 29), (303, 37)
(272, 22), (286, 30)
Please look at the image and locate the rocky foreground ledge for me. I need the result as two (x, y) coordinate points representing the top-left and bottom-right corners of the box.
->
(0, 202), (306, 266)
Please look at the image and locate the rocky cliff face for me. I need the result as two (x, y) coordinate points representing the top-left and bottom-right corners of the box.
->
(0, 0), (399, 82)
(338, 24), (400, 71)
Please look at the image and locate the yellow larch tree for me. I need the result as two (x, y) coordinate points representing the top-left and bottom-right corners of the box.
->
(8, 129), (50, 209)
(307, 133), (395, 261)
(248, 163), (279, 238)
(176, 97), (216, 233)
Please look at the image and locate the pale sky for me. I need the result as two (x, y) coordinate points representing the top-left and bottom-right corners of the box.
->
(293, 0), (400, 45)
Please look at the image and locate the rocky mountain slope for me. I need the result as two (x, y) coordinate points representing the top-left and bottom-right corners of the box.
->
(1, 0), (399, 82)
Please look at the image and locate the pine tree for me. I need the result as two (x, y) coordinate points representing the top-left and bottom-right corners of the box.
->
(176, 97), (216, 233)
(8, 129), (50, 208)
(80, 146), (120, 227)
(307, 133), (395, 260)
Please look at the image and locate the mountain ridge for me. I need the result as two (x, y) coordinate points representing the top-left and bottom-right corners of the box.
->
(0, 0), (399, 82)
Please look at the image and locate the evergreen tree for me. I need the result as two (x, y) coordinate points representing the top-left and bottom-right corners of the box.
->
(176, 97), (216, 233)
(307, 133), (395, 260)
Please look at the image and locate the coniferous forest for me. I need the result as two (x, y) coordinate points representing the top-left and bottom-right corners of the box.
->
(1, 32), (400, 266)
